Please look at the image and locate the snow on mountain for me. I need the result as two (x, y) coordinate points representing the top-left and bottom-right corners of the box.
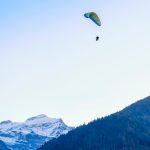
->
(0, 114), (73, 150)
(0, 140), (10, 150)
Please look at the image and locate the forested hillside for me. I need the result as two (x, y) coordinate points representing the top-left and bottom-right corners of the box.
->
(38, 96), (150, 150)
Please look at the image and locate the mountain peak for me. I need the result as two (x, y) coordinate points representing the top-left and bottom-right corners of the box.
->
(26, 114), (50, 121)
(27, 114), (48, 119)
(0, 120), (12, 125)
(25, 114), (61, 126)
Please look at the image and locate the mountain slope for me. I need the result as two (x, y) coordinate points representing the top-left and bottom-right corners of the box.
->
(0, 140), (10, 150)
(0, 114), (73, 150)
(38, 96), (150, 150)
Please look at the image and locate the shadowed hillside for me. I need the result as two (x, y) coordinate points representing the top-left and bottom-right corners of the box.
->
(38, 96), (150, 150)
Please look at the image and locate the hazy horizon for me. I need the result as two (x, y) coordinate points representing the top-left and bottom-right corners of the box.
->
(0, 0), (150, 126)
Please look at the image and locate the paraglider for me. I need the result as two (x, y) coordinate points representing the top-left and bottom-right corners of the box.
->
(84, 12), (101, 41)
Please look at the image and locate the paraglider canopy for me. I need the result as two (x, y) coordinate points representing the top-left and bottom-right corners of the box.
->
(84, 12), (101, 26)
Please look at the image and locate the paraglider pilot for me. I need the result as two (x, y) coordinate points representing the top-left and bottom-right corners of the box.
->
(96, 36), (99, 41)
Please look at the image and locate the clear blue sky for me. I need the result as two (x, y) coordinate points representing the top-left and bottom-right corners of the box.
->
(0, 0), (150, 126)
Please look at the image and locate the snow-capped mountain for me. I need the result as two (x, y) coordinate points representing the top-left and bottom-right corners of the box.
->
(0, 114), (73, 150)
